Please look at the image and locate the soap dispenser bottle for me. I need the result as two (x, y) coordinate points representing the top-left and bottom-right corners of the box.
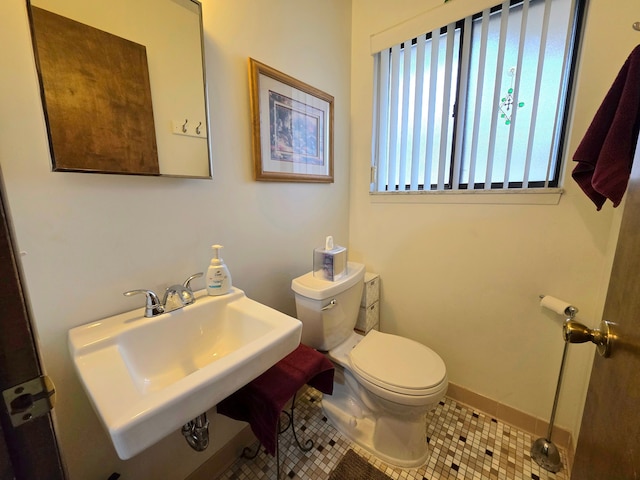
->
(206, 244), (232, 296)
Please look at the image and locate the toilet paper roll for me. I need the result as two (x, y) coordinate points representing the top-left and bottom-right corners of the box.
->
(540, 295), (576, 316)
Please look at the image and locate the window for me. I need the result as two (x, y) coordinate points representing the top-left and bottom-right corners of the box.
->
(371, 0), (585, 194)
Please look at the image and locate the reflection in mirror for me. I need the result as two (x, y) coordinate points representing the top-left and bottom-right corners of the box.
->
(27, 0), (212, 178)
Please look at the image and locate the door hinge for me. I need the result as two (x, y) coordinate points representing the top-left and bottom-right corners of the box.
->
(2, 375), (56, 427)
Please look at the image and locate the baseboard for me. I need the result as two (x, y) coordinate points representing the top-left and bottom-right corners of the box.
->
(446, 383), (575, 468)
(185, 425), (255, 480)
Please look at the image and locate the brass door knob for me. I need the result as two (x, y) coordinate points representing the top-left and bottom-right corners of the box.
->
(563, 320), (614, 357)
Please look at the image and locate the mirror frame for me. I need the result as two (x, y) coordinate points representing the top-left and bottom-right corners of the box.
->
(26, 0), (213, 178)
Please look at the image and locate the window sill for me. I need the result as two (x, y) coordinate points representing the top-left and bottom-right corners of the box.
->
(369, 188), (563, 205)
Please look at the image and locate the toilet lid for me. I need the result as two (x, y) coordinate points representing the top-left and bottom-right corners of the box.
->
(349, 330), (446, 395)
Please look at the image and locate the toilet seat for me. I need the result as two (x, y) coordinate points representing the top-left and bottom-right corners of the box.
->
(349, 330), (447, 399)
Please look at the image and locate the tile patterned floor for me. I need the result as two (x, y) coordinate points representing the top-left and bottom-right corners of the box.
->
(217, 386), (568, 480)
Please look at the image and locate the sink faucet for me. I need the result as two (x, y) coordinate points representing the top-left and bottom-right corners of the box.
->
(124, 272), (203, 317)
(163, 273), (203, 312)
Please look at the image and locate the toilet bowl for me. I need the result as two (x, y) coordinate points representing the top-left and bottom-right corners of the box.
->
(291, 262), (448, 467)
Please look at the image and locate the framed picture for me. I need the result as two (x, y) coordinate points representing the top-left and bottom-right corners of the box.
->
(249, 58), (334, 182)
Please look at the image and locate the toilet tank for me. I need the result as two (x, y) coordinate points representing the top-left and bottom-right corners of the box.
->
(291, 262), (365, 351)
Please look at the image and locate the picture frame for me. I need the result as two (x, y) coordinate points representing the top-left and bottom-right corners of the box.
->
(249, 58), (334, 182)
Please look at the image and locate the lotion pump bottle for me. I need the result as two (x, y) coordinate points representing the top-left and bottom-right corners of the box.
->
(206, 244), (232, 296)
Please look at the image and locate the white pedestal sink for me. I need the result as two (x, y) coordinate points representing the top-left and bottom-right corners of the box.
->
(68, 288), (302, 459)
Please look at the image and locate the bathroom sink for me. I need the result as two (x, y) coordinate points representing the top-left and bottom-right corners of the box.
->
(68, 288), (302, 459)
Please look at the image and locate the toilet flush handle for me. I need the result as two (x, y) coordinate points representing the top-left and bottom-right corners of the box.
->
(321, 299), (337, 311)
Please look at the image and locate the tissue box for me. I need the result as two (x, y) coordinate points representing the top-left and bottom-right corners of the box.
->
(313, 245), (347, 281)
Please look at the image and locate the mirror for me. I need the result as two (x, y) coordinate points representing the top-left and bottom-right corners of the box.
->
(27, 0), (212, 178)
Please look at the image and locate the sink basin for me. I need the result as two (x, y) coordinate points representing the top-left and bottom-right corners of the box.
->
(68, 288), (302, 459)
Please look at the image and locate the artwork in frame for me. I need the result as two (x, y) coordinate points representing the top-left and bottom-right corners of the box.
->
(249, 58), (334, 182)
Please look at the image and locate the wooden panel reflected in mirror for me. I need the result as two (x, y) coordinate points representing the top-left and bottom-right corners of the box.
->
(26, 0), (212, 178)
(31, 7), (159, 175)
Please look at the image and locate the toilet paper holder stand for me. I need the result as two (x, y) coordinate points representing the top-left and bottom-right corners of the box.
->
(532, 295), (616, 473)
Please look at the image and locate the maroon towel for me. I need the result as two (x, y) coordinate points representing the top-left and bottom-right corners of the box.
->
(572, 44), (640, 210)
(216, 343), (334, 456)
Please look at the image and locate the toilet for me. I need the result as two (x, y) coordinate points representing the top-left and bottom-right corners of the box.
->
(291, 261), (448, 468)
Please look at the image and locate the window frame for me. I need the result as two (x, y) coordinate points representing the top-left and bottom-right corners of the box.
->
(370, 0), (588, 197)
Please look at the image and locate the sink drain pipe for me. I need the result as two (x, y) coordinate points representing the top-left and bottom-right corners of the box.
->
(182, 413), (209, 452)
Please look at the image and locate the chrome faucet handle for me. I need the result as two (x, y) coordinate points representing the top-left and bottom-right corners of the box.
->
(124, 289), (164, 317)
(183, 272), (204, 292)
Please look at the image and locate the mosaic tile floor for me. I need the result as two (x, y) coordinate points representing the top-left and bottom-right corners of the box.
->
(217, 386), (568, 480)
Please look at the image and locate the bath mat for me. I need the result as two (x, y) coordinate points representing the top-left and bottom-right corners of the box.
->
(328, 449), (393, 480)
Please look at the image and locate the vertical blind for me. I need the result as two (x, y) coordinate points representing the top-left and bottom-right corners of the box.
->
(371, 0), (582, 193)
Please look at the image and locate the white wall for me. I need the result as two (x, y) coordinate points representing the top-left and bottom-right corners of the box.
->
(0, 1), (351, 478)
(2, 0), (637, 476)
(349, 0), (637, 441)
